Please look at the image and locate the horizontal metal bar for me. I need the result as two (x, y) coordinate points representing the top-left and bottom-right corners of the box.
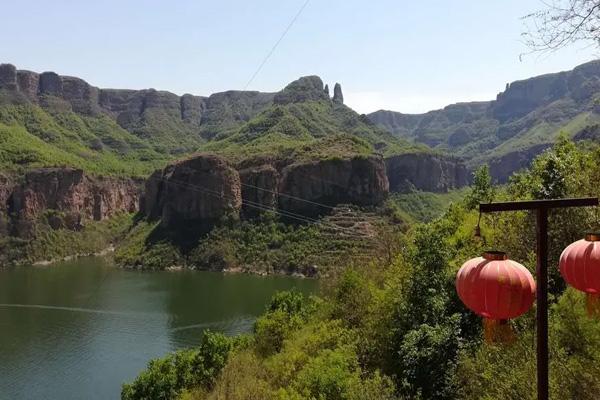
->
(479, 197), (598, 213)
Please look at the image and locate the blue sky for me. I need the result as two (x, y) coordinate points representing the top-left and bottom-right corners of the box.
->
(1, 0), (597, 113)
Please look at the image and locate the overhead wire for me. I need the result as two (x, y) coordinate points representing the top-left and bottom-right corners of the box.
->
(146, 175), (379, 242)
(243, 0), (311, 90)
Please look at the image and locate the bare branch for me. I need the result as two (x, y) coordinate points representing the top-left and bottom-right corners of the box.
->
(522, 0), (600, 54)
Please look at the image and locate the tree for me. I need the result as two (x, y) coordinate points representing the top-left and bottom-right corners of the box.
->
(465, 165), (494, 210)
(522, 0), (600, 53)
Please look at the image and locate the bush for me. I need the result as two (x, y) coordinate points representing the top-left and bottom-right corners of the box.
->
(122, 331), (237, 400)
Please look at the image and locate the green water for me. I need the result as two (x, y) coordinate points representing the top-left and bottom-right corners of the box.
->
(0, 257), (317, 400)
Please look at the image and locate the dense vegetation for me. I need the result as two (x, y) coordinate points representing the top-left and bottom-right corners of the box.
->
(368, 60), (600, 172)
(0, 212), (134, 266)
(0, 92), (169, 176)
(124, 138), (600, 399)
(198, 100), (428, 162)
(115, 208), (394, 276)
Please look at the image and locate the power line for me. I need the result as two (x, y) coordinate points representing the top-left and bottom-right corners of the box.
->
(243, 0), (311, 90)
(239, 180), (335, 210)
(147, 175), (377, 241)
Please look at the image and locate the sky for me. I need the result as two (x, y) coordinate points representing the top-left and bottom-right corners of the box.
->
(1, 0), (597, 114)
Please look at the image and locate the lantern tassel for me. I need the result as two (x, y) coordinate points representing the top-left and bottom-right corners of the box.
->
(483, 318), (515, 344)
(586, 293), (600, 317)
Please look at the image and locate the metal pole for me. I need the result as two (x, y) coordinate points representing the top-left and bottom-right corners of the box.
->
(479, 197), (598, 400)
(536, 208), (549, 400)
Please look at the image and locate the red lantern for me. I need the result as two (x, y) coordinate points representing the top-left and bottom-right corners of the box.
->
(456, 251), (536, 342)
(559, 233), (600, 316)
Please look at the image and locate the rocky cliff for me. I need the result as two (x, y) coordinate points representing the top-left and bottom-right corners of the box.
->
(385, 153), (469, 192)
(368, 59), (600, 181)
(144, 154), (242, 231)
(2, 168), (140, 237)
(277, 156), (388, 216)
(144, 153), (390, 229)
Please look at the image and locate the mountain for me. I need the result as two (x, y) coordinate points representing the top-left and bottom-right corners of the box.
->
(368, 59), (600, 181)
(0, 63), (469, 269)
(0, 63), (467, 189)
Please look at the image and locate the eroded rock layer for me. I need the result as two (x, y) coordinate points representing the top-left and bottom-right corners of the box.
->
(2, 168), (140, 237)
(385, 153), (469, 192)
(144, 153), (391, 228)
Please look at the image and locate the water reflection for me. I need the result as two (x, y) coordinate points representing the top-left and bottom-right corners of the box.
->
(0, 257), (317, 400)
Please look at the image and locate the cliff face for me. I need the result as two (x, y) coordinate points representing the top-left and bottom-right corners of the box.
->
(367, 60), (600, 181)
(144, 155), (242, 231)
(144, 153), (390, 228)
(3, 168), (139, 237)
(278, 156), (388, 217)
(385, 153), (469, 192)
(486, 143), (552, 182)
(238, 165), (280, 218)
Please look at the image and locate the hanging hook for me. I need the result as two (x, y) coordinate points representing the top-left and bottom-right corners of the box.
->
(474, 209), (482, 238)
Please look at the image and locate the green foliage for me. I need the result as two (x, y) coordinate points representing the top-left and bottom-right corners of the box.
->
(122, 331), (239, 400)
(0, 103), (169, 176)
(457, 289), (600, 400)
(198, 100), (424, 162)
(126, 138), (600, 400)
(255, 291), (311, 356)
(114, 220), (183, 270)
(189, 214), (326, 274)
(0, 213), (133, 266)
(464, 165), (494, 210)
(387, 189), (467, 223)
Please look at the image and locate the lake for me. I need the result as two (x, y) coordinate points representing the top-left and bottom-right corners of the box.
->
(0, 257), (317, 400)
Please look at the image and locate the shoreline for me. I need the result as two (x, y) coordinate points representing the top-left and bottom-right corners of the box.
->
(30, 245), (116, 267)
(8, 246), (319, 279)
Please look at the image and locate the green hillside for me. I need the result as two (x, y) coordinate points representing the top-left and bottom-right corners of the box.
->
(368, 60), (600, 179)
(0, 92), (170, 176)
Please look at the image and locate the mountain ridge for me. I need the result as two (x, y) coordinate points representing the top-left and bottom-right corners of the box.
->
(368, 59), (600, 181)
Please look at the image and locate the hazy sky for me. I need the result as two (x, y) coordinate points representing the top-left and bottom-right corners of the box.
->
(2, 0), (597, 113)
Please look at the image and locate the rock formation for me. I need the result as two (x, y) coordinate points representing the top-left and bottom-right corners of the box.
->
(278, 156), (388, 217)
(144, 154), (242, 231)
(487, 144), (552, 182)
(238, 164), (280, 218)
(143, 153), (391, 226)
(385, 153), (469, 192)
(199, 90), (274, 139)
(0, 63), (17, 90)
(4, 168), (140, 237)
(332, 83), (344, 104)
(367, 60), (600, 181)
(273, 76), (331, 104)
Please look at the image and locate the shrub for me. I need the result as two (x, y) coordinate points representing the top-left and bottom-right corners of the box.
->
(122, 331), (236, 400)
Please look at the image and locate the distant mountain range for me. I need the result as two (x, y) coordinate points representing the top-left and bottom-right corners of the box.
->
(2, 60), (599, 185)
(367, 60), (600, 180)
